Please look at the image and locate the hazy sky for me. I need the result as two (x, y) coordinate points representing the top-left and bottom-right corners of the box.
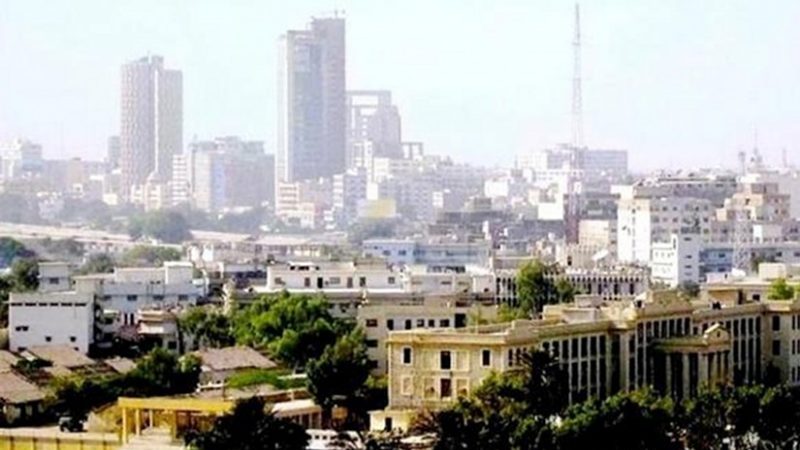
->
(1, 0), (800, 171)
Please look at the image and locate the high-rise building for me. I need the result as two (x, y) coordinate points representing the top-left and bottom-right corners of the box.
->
(189, 137), (275, 212)
(277, 16), (346, 184)
(106, 135), (120, 170)
(120, 55), (183, 200)
(347, 90), (402, 168)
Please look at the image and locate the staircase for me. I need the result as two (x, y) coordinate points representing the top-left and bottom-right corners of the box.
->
(121, 427), (186, 450)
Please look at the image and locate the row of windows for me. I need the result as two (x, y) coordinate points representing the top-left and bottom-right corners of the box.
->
(380, 318), (451, 331)
(542, 335), (607, 361)
(100, 294), (189, 302)
(15, 302), (88, 308)
(400, 347), (493, 369)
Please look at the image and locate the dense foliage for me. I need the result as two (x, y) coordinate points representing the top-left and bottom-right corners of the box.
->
(49, 348), (200, 420)
(232, 292), (350, 369)
(128, 210), (192, 243)
(306, 328), (373, 427)
(185, 397), (308, 450)
(415, 350), (800, 450)
(179, 307), (236, 350)
(768, 277), (796, 300)
(515, 261), (576, 315)
(0, 254), (40, 327)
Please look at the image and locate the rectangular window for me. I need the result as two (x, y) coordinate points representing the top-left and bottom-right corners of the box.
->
(304, 277), (311, 287)
(405, 319), (412, 330)
(365, 319), (378, 328)
(417, 319), (426, 328)
(773, 340), (781, 356)
(440, 351), (452, 370)
(482, 349), (491, 367)
(359, 277), (367, 287)
(402, 347), (412, 364)
(388, 276), (396, 285)
(386, 319), (394, 330)
(439, 319), (451, 328)
(366, 339), (378, 348)
(428, 319), (436, 328)
(440, 378), (452, 398)
(773, 316), (781, 332)
(45, 336), (52, 342)
(126, 295), (137, 302)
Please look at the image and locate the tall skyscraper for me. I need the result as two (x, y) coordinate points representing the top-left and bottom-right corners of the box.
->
(346, 90), (402, 168)
(277, 16), (346, 184)
(120, 55), (183, 200)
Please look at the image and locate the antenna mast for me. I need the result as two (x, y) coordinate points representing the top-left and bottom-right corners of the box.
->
(565, 4), (582, 243)
(571, 4), (583, 148)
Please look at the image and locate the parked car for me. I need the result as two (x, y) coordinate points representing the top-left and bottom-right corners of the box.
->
(58, 416), (84, 433)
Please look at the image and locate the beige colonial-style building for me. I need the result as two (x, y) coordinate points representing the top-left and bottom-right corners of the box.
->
(371, 290), (800, 432)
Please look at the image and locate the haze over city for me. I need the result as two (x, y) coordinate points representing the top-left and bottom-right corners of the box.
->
(3, 0), (800, 170)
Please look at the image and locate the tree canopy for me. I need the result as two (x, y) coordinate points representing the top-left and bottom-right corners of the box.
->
(128, 210), (192, 244)
(232, 292), (349, 369)
(515, 261), (575, 315)
(185, 397), (308, 450)
(415, 352), (800, 450)
(179, 307), (235, 350)
(121, 245), (183, 267)
(768, 278), (796, 300)
(306, 328), (372, 426)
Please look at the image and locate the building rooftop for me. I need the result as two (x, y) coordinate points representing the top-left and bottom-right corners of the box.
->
(24, 345), (96, 369)
(196, 346), (277, 372)
(0, 350), (20, 373)
(0, 372), (45, 404)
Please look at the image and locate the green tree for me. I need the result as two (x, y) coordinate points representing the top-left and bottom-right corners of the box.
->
(554, 278), (577, 304)
(554, 390), (681, 450)
(415, 350), (565, 450)
(78, 253), (116, 275)
(185, 397), (308, 450)
(232, 292), (346, 369)
(516, 261), (558, 315)
(128, 210), (192, 244)
(49, 376), (117, 421)
(179, 307), (235, 350)
(768, 278), (796, 300)
(121, 348), (200, 397)
(9, 259), (39, 292)
(306, 328), (371, 426)
(121, 245), (183, 267)
(0, 237), (35, 267)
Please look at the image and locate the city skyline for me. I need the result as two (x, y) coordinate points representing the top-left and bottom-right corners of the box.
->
(2, 0), (800, 171)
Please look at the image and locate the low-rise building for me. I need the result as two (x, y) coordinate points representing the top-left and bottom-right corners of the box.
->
(357, 294), (496, 374)
(371, 289), (794, 432)
(8, 291), (94, 353)
(195, 346), (277, 389)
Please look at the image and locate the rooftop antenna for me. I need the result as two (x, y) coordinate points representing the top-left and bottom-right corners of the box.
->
(571, 3), (583, 149)
(751, 128), (763, 171)
(565, 4), (582, 243)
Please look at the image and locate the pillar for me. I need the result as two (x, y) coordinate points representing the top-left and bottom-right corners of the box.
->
(121, 408), (128, 444)
(699, 353), (709, 388)
(665, 354), (672, 397)
(135, 408), (141, 436)
(682, 353), (690, 397)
